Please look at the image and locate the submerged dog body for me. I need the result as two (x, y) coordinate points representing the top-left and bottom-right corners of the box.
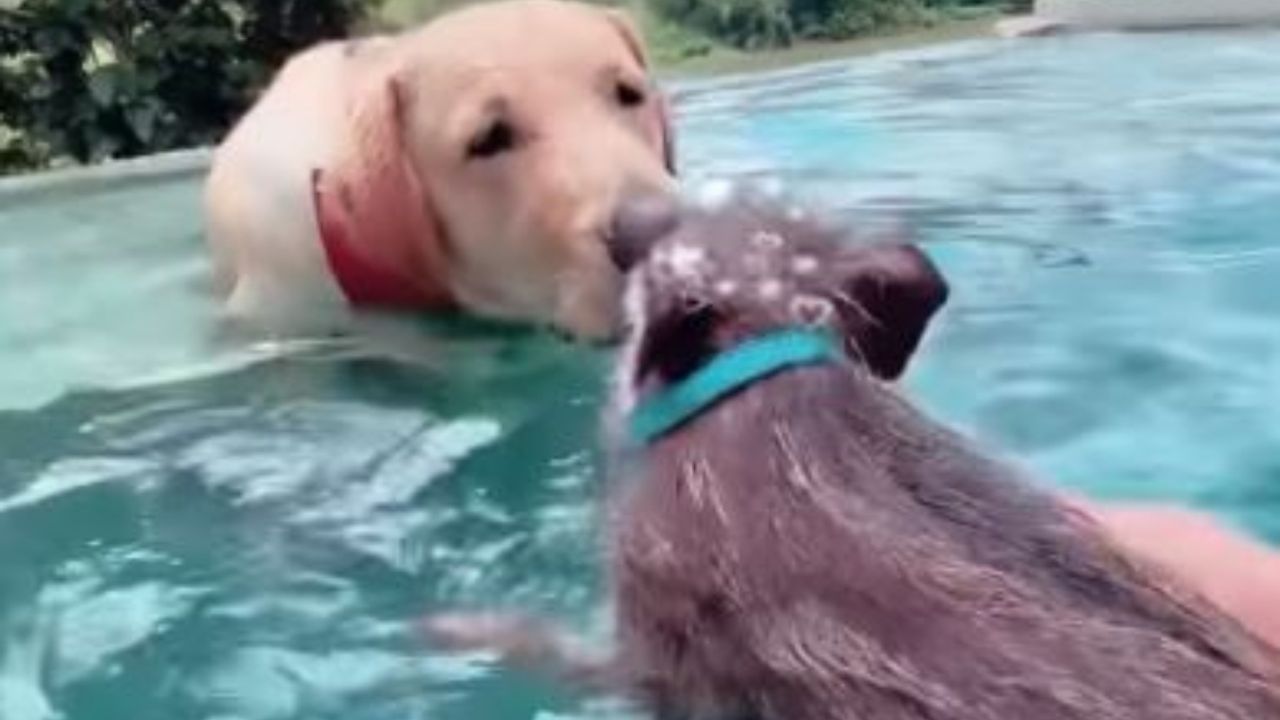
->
(430, 199), (1280, 719)
(204, 0), (677, 339)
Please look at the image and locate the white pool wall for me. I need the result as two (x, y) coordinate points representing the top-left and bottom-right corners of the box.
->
(0, 148), (211, 210)
(1037, 0), (1280, 29)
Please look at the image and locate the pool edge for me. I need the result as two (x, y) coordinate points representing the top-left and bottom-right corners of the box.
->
(0, 147), (212, 210)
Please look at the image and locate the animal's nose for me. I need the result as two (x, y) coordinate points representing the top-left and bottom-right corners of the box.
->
(606, 193), (680, 271)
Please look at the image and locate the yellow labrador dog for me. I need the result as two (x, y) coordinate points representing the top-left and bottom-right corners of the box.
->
(204, 0), (678, 340)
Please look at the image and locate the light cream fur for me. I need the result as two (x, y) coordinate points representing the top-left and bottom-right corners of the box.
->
(204, 0), (675, 339)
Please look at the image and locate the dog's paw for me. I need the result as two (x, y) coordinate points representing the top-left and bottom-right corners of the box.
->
(421, 610), (548, 656)
(422, 610), (622, 694)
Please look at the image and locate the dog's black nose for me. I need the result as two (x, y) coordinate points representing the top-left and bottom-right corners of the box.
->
(607, 194), (680, 271)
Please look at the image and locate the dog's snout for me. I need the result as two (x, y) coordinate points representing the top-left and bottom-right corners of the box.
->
(607, 194), (680, 271)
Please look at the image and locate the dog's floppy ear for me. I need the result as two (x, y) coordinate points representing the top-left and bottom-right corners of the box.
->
(833, 244), (948, 380)
(604, 8), (678, 176)
(311, 61), (453, 308)
(605, 8), (649, 67)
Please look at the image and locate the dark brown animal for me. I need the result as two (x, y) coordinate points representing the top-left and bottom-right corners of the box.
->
(426, 195), (1280, 720)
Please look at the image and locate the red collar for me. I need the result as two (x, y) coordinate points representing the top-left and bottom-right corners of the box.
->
(311, 168), (452, 309)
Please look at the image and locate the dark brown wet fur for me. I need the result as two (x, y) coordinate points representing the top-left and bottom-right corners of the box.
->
(427, 196), (1280, 720)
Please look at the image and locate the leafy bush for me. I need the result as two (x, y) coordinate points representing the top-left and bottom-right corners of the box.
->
(648, 0), (1014, 49)
(0, 0), (370, 174)
(649, 0), (793, 49)
(0, 0), (1023, 174)
(923, 0), (1029, 15)
(793, 0), (933, 39)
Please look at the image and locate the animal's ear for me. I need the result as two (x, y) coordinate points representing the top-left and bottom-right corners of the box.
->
(634, 301), (720, 387)
(311, 64), (453, 307)
(604, 8), (678, 176)
(833, 244), (948, 380)
(605, 8), (650, 68)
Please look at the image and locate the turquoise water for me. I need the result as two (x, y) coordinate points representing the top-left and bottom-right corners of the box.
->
(3, 29), (1280, 720)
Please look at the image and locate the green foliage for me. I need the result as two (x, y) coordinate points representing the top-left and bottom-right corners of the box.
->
(648, 0), (1013, 49)
(0, 0), (370, 174)
(650, 0), (793, 49)
(793, 0), (931, 40)
(378, 0), (474, 28)
(0, 0), (1019, 175)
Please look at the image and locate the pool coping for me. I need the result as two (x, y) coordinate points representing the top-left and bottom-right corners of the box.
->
(0, 147), (212, 210)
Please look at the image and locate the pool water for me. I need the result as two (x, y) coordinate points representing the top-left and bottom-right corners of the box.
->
(3, 28), (1280, 720)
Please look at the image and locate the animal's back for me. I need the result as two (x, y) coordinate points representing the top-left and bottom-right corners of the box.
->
(203, 40), (373, 329)
(612, 366), (1280, 720)
(607, 198), (1280, 720)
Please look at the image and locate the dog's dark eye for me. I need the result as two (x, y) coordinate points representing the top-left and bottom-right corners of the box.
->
(615, 81), (646, 108)
(467, 120), (516, 159)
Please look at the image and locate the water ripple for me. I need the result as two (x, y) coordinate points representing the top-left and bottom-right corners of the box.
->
(3, 27), (1280, 720)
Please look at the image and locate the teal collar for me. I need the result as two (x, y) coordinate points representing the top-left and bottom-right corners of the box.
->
(629, 328), (845, 444)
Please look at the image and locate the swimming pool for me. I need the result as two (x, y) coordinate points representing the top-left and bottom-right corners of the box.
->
(2, 28), (1278, 720)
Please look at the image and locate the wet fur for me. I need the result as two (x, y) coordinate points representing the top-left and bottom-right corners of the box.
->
(427, 197), (1280, 720)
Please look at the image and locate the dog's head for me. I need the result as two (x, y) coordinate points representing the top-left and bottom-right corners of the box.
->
(614, 194), (949, 415)
(330, 0), (678, 340)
